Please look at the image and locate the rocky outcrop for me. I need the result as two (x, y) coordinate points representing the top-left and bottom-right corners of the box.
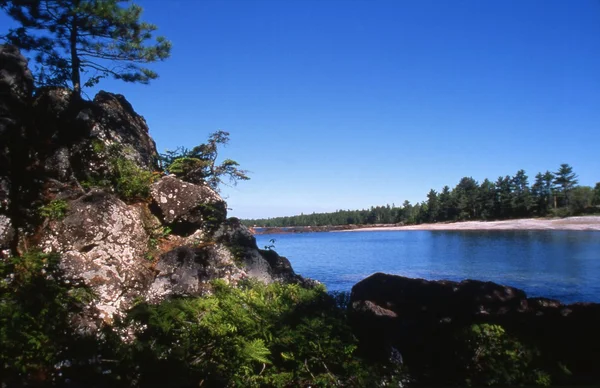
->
(39, 190), (154, 319)
(0, 44), (301, 328)
(214, 217), (302, 283)
(350, 272), (600, 384)
(0, 45), (34, 256)
(147, 244), (245, 303)
(150, 175), (227, 235)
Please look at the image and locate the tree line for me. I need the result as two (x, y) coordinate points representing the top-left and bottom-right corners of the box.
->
(243, 164), (600, 227)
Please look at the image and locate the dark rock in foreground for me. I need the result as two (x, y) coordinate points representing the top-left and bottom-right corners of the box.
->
(350, 272), (600, 384)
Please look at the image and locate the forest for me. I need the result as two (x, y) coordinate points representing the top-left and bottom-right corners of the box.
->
(243, 164), (600, 227)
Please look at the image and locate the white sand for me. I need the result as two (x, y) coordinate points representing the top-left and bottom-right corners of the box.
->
(343, 216), (600, 232)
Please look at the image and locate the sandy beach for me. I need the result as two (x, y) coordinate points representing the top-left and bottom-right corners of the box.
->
(343, 216), (600, 232)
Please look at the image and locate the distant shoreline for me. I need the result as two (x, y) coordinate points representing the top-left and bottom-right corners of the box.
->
(250, 216), (600, 235)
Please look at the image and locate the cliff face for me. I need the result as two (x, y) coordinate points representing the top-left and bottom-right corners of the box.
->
(0, 45), (303, 328)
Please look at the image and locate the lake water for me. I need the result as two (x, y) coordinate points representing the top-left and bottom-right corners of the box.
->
(255, 230), (600, 304)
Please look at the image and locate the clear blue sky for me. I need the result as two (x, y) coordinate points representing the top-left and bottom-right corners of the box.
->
(2, 0), (599, 219)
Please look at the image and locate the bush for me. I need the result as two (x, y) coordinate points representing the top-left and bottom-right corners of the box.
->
(116, 280), (404, 387)
(111, 156), (157, 201)
(456, 323), (551, 386)
(83, 143), (158, 201)
(39, 199), (69, 220)
(0, 252), (98, 386)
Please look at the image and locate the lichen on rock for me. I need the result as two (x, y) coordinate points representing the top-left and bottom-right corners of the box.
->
(0, 44), (303, 329)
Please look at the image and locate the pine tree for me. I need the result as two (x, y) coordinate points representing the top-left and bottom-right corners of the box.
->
(1, 0), (171, 96)
(553, 164), (578, 207)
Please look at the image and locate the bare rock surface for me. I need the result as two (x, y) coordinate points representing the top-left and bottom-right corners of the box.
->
(151, 175), (227, 234)
(40, 190), (153, 319)
(147, 244), (245, 303)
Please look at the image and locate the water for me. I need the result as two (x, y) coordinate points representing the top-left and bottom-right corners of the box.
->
(255, 230), (600, 304)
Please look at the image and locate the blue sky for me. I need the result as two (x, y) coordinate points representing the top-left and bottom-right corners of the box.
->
(2, 0), (599, 219)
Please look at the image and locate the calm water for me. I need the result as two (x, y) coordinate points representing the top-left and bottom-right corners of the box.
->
(256, 230), (600, 304)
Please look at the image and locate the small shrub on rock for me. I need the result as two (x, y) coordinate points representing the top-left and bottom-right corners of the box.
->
(39, 199), (68, 220)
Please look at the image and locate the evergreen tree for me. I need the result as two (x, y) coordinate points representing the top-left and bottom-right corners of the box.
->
(494, 176), (513, 219)
(0, 0), (171, 95)
(567, 186), (594, 214)
(454, 177), (479, 220)
(593, 182), (600, 206)
(438, 185), (452, 221)
(532, 173), (547, 215)
(478, 179), (496, 220)
(553, 164), (578, 207)
(426, 189), (439, 222)
(511, 170), (531, 217)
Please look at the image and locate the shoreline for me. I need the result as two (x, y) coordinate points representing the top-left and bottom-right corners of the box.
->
(251, 216), (600, 234)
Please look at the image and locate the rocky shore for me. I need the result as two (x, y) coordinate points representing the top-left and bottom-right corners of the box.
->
(350, 272), (600, 385)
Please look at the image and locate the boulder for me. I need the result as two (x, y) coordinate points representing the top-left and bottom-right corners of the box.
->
(150, 175), (227, 235)
(214, 217), (300, 283)
(349, 272), (600, 384)
(146, 244), (246, 303)
(39, 190), (154, 320)
(31, 88), (159, 184)
(91, 91), (159, 170)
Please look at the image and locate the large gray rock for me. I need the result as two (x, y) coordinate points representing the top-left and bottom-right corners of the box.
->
(91, 91), (159, 170)
(32, 88), (159, 184)
(40, 190), (154, 320)
(151, 176), (227, 235)
(146, 244), (246, 303)
(214, 217), (300, 283)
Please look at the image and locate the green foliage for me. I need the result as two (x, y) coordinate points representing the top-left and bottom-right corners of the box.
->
(0, 252), (97, 385)
(82, 144), (158, 201)
(567, 186), (595, 214)
(594, 182), (600, 206)
(0, 0), (171, 95)
(166, 156), (207, 176)
(160, 131), (250, 192)
(456, 323), (550, 387)
(112, 156), (156, 200)
(116, 280), (403, 387)
(553, 163), (578, 207)
(39, 199), (69, 220)
(147, 225), (171, 259)
(91, 138), (106, 154)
